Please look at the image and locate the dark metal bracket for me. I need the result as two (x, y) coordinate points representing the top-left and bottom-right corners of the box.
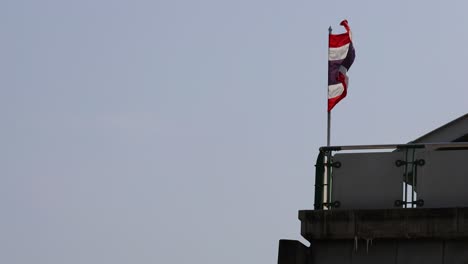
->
(325, 161), (342, 168)
(395, 159), (425, 167)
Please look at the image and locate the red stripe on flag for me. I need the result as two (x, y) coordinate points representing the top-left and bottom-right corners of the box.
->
(328, 72), (348, 112)
(329, 33), (350, 48)
(340, 20), (351, 32)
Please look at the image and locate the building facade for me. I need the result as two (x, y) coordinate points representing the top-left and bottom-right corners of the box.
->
(278, 114), (468, 264)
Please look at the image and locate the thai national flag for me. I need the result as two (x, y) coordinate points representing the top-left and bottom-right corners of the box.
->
(328, 20), (355, 112)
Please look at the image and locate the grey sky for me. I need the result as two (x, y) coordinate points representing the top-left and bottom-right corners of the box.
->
(2, 0), (468, 263)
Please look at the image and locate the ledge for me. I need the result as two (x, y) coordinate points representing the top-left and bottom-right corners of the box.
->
(299, 207), (468, 242)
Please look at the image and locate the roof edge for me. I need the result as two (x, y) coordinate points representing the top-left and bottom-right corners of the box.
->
(410, 113), (468, 143)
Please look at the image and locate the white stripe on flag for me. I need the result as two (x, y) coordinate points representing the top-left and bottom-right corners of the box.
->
(328, 83), (344, 99)
(328, 43), (350, 61)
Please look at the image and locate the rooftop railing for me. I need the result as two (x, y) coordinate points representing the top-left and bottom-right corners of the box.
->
(315, 142), (468, 210)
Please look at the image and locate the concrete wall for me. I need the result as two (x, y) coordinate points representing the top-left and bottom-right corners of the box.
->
(279, 239), (468, 264)
(311, 239), (468, 264)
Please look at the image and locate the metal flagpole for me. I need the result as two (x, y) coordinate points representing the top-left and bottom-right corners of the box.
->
(327, 26), (332, 147)
(327, 112), (331, 146)
(323, 26), (333, 209)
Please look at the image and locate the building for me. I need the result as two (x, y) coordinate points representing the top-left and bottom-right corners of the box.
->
(278, 114), (468, 264)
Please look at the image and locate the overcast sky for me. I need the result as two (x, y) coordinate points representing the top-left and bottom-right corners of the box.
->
(2, 0), (468, 263)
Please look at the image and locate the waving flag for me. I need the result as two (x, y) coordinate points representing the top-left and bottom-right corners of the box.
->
(328, 20), (355, 112)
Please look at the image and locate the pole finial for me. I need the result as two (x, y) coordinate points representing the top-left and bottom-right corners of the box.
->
(328, 26), (332, 34)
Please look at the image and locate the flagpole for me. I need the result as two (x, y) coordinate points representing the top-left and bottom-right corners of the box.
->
(327, 113), (331, 146)
(327, 26), (332, 147)
(323, 26), (332, 209)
